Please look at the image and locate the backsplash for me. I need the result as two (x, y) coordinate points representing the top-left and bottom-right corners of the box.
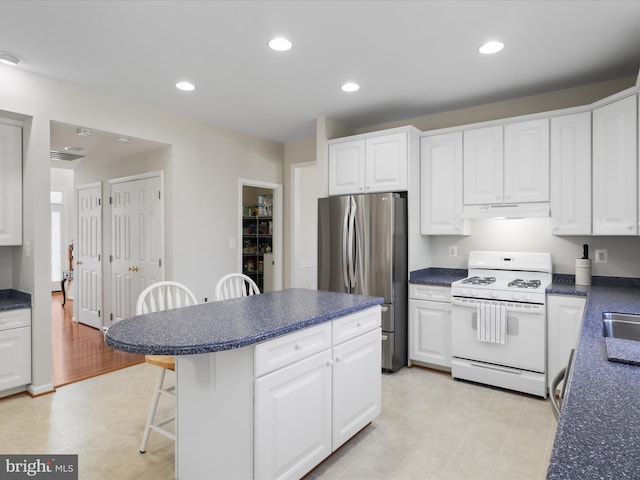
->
(427, 217), (640, 277)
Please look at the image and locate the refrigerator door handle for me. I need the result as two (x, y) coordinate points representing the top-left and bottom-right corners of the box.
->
(341, 203), (350, 289)
(348, 198), (357, 288)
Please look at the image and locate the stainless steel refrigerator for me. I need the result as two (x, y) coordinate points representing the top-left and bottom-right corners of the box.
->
(318, 192), (407, 372)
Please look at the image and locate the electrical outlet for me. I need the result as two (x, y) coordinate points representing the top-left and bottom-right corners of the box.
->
(595, 249), (608, 263)
(448, 245), (458, 257)
(203, 297), (208, 303)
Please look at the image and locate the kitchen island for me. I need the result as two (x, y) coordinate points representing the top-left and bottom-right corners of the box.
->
(105, 288), (384, 480)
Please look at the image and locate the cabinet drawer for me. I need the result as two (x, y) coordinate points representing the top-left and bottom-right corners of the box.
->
(255, 323), (332, 377)
(0, 308), (31, 331)
(332, 306), (381, 346)
(409, 284), (451, 302)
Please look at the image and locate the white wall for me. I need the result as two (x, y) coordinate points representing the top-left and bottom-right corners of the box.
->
(0, 63), (284, 394)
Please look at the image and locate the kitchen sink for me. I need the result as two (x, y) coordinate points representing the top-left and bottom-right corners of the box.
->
(603, 313), (640, 341)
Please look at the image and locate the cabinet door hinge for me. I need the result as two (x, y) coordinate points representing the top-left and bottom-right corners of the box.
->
(109, 196), (113, 205)
(109, 255), (113, 263)
(159, 259), (162, 267)
(158, 191), (161, 200)
(98, 254), (101, 261)
(98, 198), (101, 206)
(98, 310), (101, 318)
(110, 313), (114, 321)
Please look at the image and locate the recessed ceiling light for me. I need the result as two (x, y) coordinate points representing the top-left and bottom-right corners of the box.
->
(76, 127), (96, 136)
(64, 146), (86, 154)
(478, 41), (504, 55)
(0, 52), (20, 66)
(176, 81), (195, 91)
(341, 82), (360, 93)
(268, 37), (292, 52)
(117, 136), (131, 143)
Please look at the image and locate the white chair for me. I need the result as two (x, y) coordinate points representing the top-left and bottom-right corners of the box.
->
(137, 281), (198, 454)
(215, 273), (260, 300)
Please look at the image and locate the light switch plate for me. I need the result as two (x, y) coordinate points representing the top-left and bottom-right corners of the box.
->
(448, 245), (458, 257)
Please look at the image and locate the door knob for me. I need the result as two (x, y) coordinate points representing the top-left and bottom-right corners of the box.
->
(76, 260), (82, 265)
(128, 266), (139, 272)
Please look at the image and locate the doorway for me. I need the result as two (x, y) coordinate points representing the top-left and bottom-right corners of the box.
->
(240, 180), (282, 292)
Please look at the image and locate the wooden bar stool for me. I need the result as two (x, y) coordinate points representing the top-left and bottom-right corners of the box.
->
(136, 281), (198, 454)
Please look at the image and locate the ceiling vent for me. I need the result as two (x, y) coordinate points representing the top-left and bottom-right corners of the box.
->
(50, 150), (85, 161)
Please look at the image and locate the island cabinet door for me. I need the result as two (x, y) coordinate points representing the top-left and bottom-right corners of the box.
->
(332, 327), (382, 449)
(254, 349), (332, 480)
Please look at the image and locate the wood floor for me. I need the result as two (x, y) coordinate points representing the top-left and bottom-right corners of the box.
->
(51, 292), (144, 387)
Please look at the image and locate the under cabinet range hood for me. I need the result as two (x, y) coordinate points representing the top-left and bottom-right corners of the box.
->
(460, 202), (550, 219)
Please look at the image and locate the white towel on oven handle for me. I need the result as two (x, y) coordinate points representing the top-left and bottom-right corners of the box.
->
(477, 302), (507, 344)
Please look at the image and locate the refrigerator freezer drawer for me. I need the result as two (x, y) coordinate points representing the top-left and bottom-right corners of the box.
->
(382, 332), (394, 371)
(381, 303), (394, 332)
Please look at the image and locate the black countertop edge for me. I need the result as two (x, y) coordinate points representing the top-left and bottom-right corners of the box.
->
(0, 289), (32, 311)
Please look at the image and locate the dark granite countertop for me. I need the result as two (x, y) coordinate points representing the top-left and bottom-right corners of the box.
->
(105, 288), (384, 356)
(409, 267), (467, 286)
(0, 289), (31, 311)
(546, 278), (640, 479)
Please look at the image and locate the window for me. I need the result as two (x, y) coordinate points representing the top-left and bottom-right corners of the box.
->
(51, 191), (64, 283)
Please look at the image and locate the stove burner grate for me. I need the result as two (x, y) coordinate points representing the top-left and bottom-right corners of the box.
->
(508, 279), (542, 289)
(461, 276), (496, 286)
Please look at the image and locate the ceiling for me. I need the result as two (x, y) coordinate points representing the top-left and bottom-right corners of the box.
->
(2, 0), (640, 154)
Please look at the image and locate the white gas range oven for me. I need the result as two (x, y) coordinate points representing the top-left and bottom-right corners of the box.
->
(450, 251), (552, 398)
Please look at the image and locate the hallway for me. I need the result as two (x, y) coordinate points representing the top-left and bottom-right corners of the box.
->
(51, 292), (144, 387)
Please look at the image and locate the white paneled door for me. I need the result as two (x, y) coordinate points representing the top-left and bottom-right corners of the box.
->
(76, 184), (102, 329)
(110, 174), (164, 325)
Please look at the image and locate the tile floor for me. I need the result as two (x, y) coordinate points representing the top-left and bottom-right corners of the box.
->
(0, 364), (555, 479)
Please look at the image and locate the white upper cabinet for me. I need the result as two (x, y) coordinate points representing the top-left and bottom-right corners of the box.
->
(328, 139), (365, 195)
(420, 132), (469, 235)
(0, 122), (22, 246)
(328, 130), (409, 195)
(504, 118), (549, 203)
(550, 112), (592, 235)
(364, 132), (408, 193)
(463, 120), (549, 207)
(463, 125), (504, 205)
(592, 94), (637, 235)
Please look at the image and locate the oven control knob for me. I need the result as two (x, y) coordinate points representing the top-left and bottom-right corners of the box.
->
(524, 294), (532, 302)
(512, 293), (522, 301)
(490, 291), (498, 299)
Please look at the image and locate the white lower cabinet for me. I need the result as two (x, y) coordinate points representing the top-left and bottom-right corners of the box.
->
(547, 295), (586, 394)
(254, 307), (381, 480)
(408, 285), (451, 369)
(333, 328), (381, 449)
(0, 308), (31, 395)
(255, 350), (333, 480)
